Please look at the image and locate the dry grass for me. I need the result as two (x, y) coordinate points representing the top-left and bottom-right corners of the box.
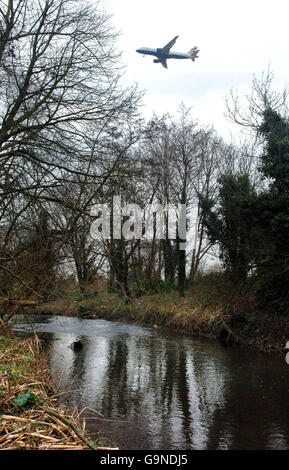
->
(0, 334), (118, 450)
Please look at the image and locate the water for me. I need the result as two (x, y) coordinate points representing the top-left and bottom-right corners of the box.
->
(14, 315), (289, 450)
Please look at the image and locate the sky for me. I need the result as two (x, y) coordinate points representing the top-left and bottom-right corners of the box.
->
(99, 0), (289, 141)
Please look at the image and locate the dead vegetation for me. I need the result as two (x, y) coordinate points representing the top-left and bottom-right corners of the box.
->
(0, 334), (118, 450)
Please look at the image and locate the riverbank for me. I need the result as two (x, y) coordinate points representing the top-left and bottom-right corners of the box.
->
(34, 277), (289, 353)
(0, 333), (117, 450)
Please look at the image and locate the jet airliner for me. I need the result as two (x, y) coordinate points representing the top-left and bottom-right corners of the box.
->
(136, 36), (199, 69)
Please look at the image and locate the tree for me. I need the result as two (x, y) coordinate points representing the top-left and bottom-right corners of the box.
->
(0, 0), (142, 300)
(135, 110), (224, 296)
(0, 0), (140, 221)
(141, 114), (178, 285)
(225, 69), (289, 312)
(201, 173), (254, 284)
(253, 108), (289, 313)
(258, 108), (289, 193)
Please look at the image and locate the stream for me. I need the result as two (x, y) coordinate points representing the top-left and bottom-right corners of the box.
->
(14, 315), (289, 450)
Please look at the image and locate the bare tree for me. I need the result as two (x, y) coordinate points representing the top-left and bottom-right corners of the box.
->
(225, 68), (288, 133)
(0, 0), (142, 303)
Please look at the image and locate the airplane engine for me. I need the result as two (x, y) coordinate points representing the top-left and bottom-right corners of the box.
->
(153, 59), (160, 63)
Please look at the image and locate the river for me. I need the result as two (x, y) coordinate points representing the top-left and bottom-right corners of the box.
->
(14, 315), (289, 450)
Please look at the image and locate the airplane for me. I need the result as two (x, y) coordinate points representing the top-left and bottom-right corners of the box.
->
(136, 35), (199, 69)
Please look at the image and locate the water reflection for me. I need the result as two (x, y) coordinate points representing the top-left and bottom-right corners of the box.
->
(14, 315), (289, 450)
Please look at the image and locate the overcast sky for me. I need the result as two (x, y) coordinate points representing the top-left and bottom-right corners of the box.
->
(100, 0), (289, 141)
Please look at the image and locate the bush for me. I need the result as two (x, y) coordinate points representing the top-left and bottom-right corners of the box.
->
(77, 304), (95, 318)
(135, 278), (174, 296)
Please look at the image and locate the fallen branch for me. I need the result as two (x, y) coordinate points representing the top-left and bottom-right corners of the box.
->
(0, 297), (38, 306)
(42, 408), (97, 451)
(0, 297), (38, 307)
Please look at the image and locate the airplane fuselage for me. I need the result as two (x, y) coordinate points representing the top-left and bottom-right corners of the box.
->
(136, 36), (199, 69)
(136, 47), (191, 60)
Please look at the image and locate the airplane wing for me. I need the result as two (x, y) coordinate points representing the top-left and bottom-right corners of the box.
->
(159, 57), (168, 69)
(162, 35), (178, 52)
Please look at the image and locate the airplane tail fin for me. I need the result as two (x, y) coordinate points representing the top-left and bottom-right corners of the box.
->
(188, 47), (199, 61)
